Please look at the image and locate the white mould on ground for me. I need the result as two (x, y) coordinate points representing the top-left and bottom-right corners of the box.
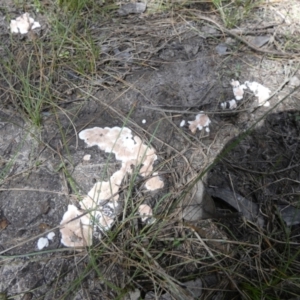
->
(138, 204), (154, 223)
(230, 79), (247, 100)
(245, 81), (271, 107)
(60, 127), (164, 248)
(220, 99), (237, 110)
(37, 237), (49, 250)
(222, 79), (272, 110)
(37, 232), (56, 250)
(60, 204), (93, 248)
(93, 210), (115, 231)
(144, 172), (164, 190)
(47, 232), (55, 241)
(179, 120), (186, 127)
(188, 113), (211, 134)
(10, 13), (41, 34)
(81, 169), (125, 209)
(78, 127), (164, 191)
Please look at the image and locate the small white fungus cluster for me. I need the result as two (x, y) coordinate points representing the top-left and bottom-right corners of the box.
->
(10, 13), (40, 34)
(220, 79), (271, 109)
(180, 113), (211, 134)
(37, 232), (55, 250)
(188, 113), (211, 134)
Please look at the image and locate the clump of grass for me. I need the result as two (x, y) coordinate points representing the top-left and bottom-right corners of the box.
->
(212, 0), (258, 28)
(0, 4), (100, 127)
(282, 33), (300, 53)
(1, 45), (51, 127)
(50, 13), (100, 75)
(57, 0), (94, 12)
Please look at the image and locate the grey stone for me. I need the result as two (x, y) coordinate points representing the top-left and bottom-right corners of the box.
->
(215, 43), (228, 55)
(248, 35), (270, 48)
(201, 25), (219, 35)
(184, 278), (202, 298)
(207, 187), (265, 227)
(277, 205), (300, 226)
(289, 76), (300, 87)
(118, 3), (146, 16)
(181, 179), (216, 222)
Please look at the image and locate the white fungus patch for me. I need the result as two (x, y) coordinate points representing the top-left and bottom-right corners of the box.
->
(47, 232), (55, 241)
(60, 127), (164, 248)
(10, 13), (40, 34)
(223, 80), (272, 110)
(245, 81), (271, 107)
(78, 127), (163, 190)
(231, 79), (247, 100)
(37, 231), (56, 250)
(138, 204), (153, 223)
(145, 173), (164, 190)
(81, 169), (125, 208)
(60, 204), (93, 248)
(37, 237), (49, 250)
(142, 119), (146, 124)
(188, 113), (211, 134)
(179, 120), (186, 127)
(94, 211), (115, 231)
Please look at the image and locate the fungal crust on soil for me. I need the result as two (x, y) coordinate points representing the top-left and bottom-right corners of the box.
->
(60, 127), (164, 248)
(10, 13), (40, 34)
(60, 204), (93, 248)
(188, 113), (211, 134)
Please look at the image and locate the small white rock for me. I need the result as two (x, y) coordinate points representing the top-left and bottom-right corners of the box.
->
(37, 237), (49, 250)
(142, 119), (146, 124)
(47, 232), (55, 241)
(180, 120), (186, 127)
(83, 154), (91, 161)
(289, 76), (300, 87)
(128, 288), (141, 300)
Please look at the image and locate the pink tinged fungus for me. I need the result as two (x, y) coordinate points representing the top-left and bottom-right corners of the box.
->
(79, 127), (164, 191)
(94, 212), (115, 231)
(60, 205), (92, 248)
(188, 113), (211, 134)
(138, 204), (153, 223)
(37, 237), (49, 250)
(99, 215), (114, 230)
(180, 120), (186, 127)
(220, 99), (237, 110)
(145, 173), (164, 191)
(81, 169), (126, 210)
(87, 179), (120, 204)
(230, 79), (247, 100)
(245, 81), (271, 107)
(59, 127), (165, 249)
(10, 13), (40, 34)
